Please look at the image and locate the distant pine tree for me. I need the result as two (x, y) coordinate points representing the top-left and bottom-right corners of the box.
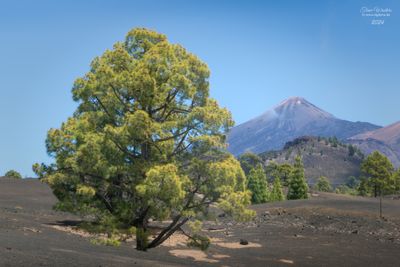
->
(270, 176), (284, 201)
(247, 164), (269, 204)
(287, 156), (308, 200)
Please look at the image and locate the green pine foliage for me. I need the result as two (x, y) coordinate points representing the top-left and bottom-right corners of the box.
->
(247, 164), (269, 204)
(287, 156), (308, 200)
(238, 152), (263, 175)
(360, 151), (394, 196)
(4, 170), (22, 179)
(360, 151), (395, 218)
(32, 28), (255, 251)
(270, 176), (284, 202)
(277, 163), (293, 186)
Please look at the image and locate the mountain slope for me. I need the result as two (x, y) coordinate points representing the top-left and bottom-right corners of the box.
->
(347, 121), (400, 167)
(227, 97), (380, 155)
(260, 136), (364, 186)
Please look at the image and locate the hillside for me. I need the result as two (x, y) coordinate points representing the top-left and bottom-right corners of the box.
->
(348, 121), (400, 167)
(260, 136), (364, 186)
(227, 97), (380, 156)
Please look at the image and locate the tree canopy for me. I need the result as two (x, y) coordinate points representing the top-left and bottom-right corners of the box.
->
(360, 151), (395, 218)
(361, 151), (394, 197)
(33, 28), (254, 251)
(4, 169), (22, 179)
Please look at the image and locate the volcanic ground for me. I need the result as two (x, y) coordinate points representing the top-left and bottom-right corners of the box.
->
(1, 177), (400, 266)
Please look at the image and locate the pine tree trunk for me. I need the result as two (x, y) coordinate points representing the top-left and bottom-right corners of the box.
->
(379, 192), (383, 219)
(136, 224), (148, 251)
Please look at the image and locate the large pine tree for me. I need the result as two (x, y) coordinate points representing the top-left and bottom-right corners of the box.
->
(287, 156), (308, 200)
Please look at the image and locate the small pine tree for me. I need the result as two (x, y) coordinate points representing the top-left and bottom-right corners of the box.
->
(287, 156), (308, 200)
(247, 164), (269, 204)
(314, 176), (332, 192)
(270, 176), (284, 202)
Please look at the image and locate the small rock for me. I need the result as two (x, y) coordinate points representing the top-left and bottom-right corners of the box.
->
(239, 239), (249, 245)
(351, 230), (359, 234)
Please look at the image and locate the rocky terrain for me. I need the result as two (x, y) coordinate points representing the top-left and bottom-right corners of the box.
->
(1, 178), (400, 266)
(227, 97), (380, 156)
(260, 136), (363, 186)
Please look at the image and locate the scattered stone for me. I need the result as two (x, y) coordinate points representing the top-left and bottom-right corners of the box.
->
(279, 259), (294, 264)
(351, 230), (359, 234)
(239, 239), (248, 245)
(22, 227), (41, 233)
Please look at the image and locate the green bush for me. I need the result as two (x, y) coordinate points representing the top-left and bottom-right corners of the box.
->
(335, 185), (357, 195)
(4, 170), (22, 179)
(90, 237), (121, 247)
(314, 176), (332, 192)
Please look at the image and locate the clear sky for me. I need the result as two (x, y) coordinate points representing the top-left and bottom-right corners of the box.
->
(0, 0), (399, 177)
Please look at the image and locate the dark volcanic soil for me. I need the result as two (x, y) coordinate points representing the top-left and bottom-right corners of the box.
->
(1, 178), (400, 267)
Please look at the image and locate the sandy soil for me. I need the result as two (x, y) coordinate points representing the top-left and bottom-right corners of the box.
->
(1, 178), (400, 266)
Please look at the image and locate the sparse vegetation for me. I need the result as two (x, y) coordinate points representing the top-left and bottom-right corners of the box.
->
(261, 136), (364, 186)
(335, 184), (357, 195)
(90, 237), (121, 247)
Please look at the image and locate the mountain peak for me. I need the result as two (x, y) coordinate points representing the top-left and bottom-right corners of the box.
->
(227, 97), (380, 155)
(278, 96), (307, 106)
(272, 96), (335, 120)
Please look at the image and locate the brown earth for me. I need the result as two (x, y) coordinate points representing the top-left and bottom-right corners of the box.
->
(1, 178), (400, 266)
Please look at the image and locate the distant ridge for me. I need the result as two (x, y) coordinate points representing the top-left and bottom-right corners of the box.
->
(348, 121), (400, 167)
(227, 97), (381, 155)
(260, 136), (364, 185)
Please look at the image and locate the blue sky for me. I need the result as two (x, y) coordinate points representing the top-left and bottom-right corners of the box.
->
(0, 0), (399, 177)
